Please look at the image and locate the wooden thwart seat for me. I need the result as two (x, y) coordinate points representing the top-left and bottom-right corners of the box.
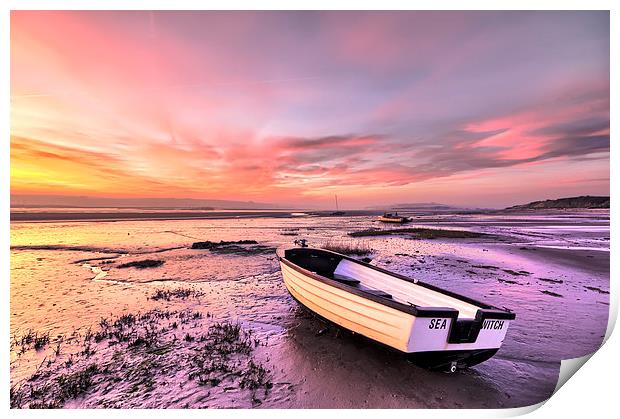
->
(333, 273), (392, 299)
(333, 273), (361, 285)
(356, 286), (392, 299)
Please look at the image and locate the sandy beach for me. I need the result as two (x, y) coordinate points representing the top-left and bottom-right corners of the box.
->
(10, 209), (609, 408)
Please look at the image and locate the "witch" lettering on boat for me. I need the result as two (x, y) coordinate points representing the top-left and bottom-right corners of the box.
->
(482, 320), (505, 330)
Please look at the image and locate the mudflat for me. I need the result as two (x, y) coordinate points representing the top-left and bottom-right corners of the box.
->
(10, 209), (609, 408)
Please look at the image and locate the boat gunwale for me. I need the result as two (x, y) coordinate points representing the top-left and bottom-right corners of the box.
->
(279, 247), (515, 321)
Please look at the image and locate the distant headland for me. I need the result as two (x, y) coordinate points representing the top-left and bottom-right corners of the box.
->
(506, 196), (609, 210)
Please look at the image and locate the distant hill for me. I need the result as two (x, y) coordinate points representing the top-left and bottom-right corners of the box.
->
(506, 196), (609, 210)
(366, 202), (462, 211)
(10, 194), (280, 210)
(393, 202), (456, 210)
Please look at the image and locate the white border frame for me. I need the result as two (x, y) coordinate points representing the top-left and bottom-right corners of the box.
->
(2, 2), (616, 418)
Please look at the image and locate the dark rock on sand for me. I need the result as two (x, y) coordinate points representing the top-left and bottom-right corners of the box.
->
(117, 259), (165, 269)
(537, 278), (564, 284)
(502, 269), (530, 276)
(191, 240), (259, 249)
(472, 265), (500, 270)
(540, 290), (563, 298)
(498, 278), (519, 285)
(584, 286), (609, 294)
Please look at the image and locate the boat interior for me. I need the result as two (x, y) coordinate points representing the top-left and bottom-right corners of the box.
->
(283, 247), (482, 319)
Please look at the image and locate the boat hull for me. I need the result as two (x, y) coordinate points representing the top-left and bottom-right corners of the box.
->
(286, 287), (501, 369)
(280, 261), (415, 352)
(407, 348), (499, 370)
(279, 253), (512, 369)
(378, 216), (409, 223)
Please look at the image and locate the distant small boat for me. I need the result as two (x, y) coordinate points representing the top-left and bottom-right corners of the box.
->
(277, 245), (515, 371)
(378, 212), (410, 223)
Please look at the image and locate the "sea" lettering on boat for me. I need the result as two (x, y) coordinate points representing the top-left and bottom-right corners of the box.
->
(482, 320), (505, 330)
(428, 319), (448, 330)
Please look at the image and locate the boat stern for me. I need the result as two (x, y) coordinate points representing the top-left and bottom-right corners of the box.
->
(406, 308), (514, 369)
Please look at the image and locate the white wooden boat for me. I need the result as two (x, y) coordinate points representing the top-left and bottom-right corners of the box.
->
(378, 212), (410, 223)
(277, 245), (515, 371)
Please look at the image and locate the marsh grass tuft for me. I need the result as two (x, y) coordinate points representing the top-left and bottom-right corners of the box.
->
(187, 321), (271, 403)
(240, 360), (272, 391)
(321, 239), (373, 256)
(33, 332), (50, 351)
(12, 330), (52, 354)
(56, 364), (99, 400)
(150, 287), (205, 301)
(11, 311), (272, 408)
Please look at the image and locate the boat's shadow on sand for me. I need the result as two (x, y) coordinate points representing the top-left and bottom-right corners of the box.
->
(273, 305), (544, 408)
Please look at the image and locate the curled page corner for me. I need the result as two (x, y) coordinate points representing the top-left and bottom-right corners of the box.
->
(504, 355), (596, 416)
(503, 401), (547, 417)
(554, 354), (594, 394)
(552, 296), (618, 397)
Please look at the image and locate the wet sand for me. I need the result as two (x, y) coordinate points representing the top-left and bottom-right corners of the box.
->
(10, 209), (610, 408)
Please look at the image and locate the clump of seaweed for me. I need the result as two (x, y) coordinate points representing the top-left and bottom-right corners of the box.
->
(190, 240), (274, 255)
(213, 244), (275, 255)
(321, 239), (373, 256)
(191, 240), (258, 249)
(117, 259), (165, 269)
(150, 287), (205, 301)
(348, 227), (489, 239)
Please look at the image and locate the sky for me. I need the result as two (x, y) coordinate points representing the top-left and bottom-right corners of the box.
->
(10, 11), (610, 209)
